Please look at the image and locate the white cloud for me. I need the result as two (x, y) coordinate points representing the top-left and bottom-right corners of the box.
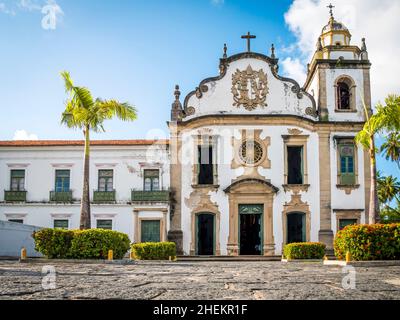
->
(0, 3), (16, 15)
(211, 0), (224, 6)
(283, 0), (400, 104)
(18, 0), (42, 11)
(281, 57), (307, 85)
(13, 130), (39, 141)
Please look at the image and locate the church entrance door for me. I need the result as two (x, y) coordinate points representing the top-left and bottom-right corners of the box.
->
(239, 204), (263, 255)
(196, 213), (215, 255)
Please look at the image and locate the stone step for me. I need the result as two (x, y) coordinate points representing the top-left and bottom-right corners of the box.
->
(177, 255), (282, 262)
(177, 255), (337, 262)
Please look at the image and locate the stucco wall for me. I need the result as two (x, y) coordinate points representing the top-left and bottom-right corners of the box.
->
(0, 220), (43, 257)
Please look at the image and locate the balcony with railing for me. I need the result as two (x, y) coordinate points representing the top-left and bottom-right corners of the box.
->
(93, 190), (116, 203)
(131, 190), (170, 202)
(4, 190), (27, 202)
(50, 191), (73, 203)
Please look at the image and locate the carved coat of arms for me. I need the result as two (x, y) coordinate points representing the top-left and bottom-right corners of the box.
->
(231, 65), (269, 111)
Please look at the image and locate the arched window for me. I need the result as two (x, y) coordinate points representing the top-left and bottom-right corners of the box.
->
(335, 76), (356, 112)
(337, 81), (350, 110)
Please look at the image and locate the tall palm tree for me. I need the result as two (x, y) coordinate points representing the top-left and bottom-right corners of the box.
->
(60, 71), (137, 229)
(355, 99), (382, 224)
(380, 132), (400, 170)
(356, 94), (400, 224)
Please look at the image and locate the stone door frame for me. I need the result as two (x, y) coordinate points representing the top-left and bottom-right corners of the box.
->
(224, 179), (278, 256)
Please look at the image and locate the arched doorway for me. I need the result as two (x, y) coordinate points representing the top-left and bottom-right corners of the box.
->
(196, 213), (215, 255)
(287, 212), (306, 243)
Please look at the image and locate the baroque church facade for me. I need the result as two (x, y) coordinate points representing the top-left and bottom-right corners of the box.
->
(0, 13), (372, 256)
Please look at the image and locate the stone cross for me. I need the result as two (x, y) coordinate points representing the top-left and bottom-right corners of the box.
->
(327, 3), (335, 17)
(241, 32), (256, 52)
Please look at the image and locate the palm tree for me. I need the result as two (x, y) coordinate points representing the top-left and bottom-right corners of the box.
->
(357, 94), (400, 224)
(380, 132), (400, 170)
(60, 71), (137, 229)
(378, 173), (400, 222)
(355, 99), (382, 224)
(377, 174), (400, 205)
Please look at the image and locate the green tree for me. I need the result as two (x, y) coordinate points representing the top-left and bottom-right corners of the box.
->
(380, 132), (400, 170)
(60, 71), (137, 229)
(355, 101), (381, 224)
(377, 173), (400, 205)
(377, 172), (400, 223)
(356, 94), (400, 224)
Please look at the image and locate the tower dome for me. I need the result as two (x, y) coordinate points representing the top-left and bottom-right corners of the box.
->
(320, 5), (351, 48)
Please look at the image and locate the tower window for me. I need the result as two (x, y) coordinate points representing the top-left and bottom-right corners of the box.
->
(337, 82), (350, 110)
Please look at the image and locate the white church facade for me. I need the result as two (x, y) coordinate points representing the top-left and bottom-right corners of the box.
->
(0, 13), (372, 256)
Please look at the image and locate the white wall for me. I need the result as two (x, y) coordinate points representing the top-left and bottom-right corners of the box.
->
(0, 144), (170, 243)
(180, 125), (322, 255)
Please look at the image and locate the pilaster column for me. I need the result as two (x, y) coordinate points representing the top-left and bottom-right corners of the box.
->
(318, 131), (334, 250)
(133, 210), (139, 243)
(168, 122), (184, 254)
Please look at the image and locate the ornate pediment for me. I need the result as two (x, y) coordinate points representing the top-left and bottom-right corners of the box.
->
(180, 52), (317, 121)
(224, 178), (279, 194)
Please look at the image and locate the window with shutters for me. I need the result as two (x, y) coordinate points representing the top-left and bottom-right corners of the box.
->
(339, 144), (356, 185)
(96, 219), (113, 230)
(338, 219), (357, 230)
(98, 170), (113, 192)
(144, 169), (160, 191)
(55, 170), (70, 192)
(54, 219), (69, 229)
(10, 170), (25, 191)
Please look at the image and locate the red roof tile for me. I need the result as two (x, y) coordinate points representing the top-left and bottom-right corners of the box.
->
(0, 140), (169, 147)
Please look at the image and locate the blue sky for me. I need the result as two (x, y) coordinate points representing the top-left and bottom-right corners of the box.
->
(0, 0), (398, 179)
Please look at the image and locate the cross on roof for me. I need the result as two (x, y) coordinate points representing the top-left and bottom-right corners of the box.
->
(241, 32), (256, 52)
(327, 3), (335, 17)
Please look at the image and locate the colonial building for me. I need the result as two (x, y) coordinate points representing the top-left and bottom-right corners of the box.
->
(0, 12), (372, 256)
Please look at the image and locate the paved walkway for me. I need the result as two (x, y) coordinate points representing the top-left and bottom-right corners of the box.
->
(0, 260), (399, 300)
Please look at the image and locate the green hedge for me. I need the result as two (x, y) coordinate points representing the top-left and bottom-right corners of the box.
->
(131, 242), (176, 260)
(283, 242), (326, 260)
(334, 224), (400, 261)
(70, 229), (130, 259)
(32, 229), (75, 259)
(33, 228), (130, 259)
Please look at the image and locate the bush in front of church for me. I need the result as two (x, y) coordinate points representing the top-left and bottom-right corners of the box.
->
(131, 242), (176, 260)
(70, 229), (131, 259)
(334, 224), (400, 261)
(283, 242), (326, 260)
(33, 228), (131, 259)
(33, 228), (75, 259)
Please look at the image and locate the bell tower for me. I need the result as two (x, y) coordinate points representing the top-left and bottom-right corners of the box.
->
(304, 4), (372, 122)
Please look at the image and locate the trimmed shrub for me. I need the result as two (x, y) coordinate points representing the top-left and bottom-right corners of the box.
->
(33, 228), (130, 259)
(334, 223), (400, 261)
(70, 229), (130, 259)
(283, 242), (326, 260)
(131, 242), (176, 260)
(33, 229), (75, 259)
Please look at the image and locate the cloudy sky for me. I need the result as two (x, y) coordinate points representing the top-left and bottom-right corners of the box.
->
(0, 0), (399, 177)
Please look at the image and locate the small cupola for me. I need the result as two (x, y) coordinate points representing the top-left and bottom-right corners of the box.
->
(320, 4), (351, 47)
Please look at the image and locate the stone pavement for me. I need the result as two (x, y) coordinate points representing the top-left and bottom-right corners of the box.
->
(0, 260), (399, 300)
